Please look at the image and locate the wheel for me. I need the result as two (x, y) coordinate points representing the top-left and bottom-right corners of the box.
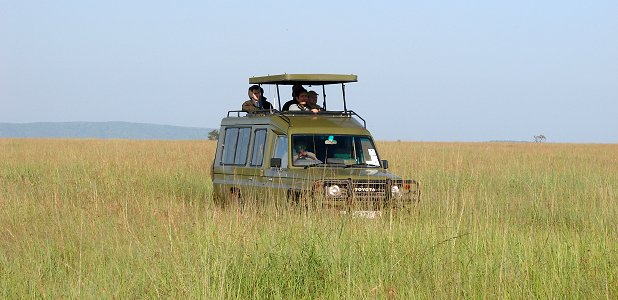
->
(288, 189), (322, 211)
(228, 188), (243, 210)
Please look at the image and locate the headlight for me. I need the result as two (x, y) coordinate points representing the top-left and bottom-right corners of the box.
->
(391, 185), (403, 198)
(326, 185), (341, 197)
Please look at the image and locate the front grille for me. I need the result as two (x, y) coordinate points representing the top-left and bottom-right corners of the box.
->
(351, 182), (387, 198)
(320, 179), (390, 201)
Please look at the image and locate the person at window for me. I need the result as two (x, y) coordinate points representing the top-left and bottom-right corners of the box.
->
(242, 85), (273, 112)
(293, 143), (319, 163)
(306, 90), (324, 111)
(282, 84), (305, 111)
(289, 89), (319, 113)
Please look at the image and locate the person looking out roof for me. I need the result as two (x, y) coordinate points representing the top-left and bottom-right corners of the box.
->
(282, 84), (305, 111)
(288, 89), (319, 113)
(242, 85), (273, 112)
(306, 90), (324, 111)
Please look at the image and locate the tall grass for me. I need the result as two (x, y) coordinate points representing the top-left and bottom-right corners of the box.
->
(0, 139), (616, 298)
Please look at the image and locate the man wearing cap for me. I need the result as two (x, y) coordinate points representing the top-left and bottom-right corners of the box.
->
(306, 90), (324, 111)
(242, 85), (273, 113)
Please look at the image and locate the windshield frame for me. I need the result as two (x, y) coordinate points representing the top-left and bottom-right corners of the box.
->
(290, 134), (382, 168)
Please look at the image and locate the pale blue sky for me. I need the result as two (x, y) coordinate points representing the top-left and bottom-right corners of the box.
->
(1, 0), (617, 143)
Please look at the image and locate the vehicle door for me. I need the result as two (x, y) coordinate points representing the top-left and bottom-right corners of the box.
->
(263, 134), (292, 200)
(245, 127), (269, 201)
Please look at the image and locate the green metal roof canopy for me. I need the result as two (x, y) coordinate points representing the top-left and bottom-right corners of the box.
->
(249, 73), (358, 112)
(249, 74), (357, 85)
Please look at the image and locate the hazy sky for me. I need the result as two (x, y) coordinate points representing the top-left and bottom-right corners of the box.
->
(1, 0), (617, 143)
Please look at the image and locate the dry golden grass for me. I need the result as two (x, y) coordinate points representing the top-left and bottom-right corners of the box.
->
(0, 138), (616, 298)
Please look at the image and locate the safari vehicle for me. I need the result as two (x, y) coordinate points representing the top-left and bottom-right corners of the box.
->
(211, 74), (419, 210)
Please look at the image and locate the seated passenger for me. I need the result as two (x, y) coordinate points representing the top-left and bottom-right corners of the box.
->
(293, 143), (320, 163)
(242, 85), (273, 113)
(306, 90), (324, 111)
(282, 84), (305, 111)
(289, 89), (319, 113)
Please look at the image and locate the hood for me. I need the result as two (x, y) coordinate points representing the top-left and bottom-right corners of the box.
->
(285, 166), (402, 181)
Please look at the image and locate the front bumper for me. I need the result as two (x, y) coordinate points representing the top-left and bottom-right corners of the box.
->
(311, 178), (420, 209)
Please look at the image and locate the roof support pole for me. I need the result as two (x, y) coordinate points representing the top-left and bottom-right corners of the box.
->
(276, 84), (282, 111)
(342, 83), (347, 112)
(322, 85), (326, 110)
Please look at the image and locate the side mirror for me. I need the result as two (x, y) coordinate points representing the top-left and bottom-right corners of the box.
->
(381, 160), (389, 169)
(270, 158), (282, 168)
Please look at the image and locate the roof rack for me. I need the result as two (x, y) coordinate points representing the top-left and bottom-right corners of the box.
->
(281, 110), (366, 128)
(227, 110), (291, 125)
(225, 110), (366, 128)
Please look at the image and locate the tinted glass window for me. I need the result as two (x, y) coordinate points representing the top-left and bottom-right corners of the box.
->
(272, 135), (288, 168)
(291, 135), (380, 167)
(250, 129), (267, 166)
(357, 137), (380, 166)
(221, 127), (251, 165)
(234, 128), (251, 165)
(222, 128), (239, 164)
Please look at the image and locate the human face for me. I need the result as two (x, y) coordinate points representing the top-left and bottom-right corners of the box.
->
(296, 145), (307, 155)
(249, 89), (261, 101)
(297, 92), (308, 104)
(307, 94), (318, 105)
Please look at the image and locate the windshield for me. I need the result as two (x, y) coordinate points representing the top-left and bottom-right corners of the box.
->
(291, 135), (381, 167)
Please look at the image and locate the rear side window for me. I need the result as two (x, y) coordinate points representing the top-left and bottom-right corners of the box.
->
(222, 127), (251, 165)
(250, 129), (267, 166)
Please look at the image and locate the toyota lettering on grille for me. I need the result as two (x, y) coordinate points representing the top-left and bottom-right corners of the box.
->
(354, 187), (377, 192)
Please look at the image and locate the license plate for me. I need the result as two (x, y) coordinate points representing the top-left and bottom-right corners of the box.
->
(341, 210), (382, 219)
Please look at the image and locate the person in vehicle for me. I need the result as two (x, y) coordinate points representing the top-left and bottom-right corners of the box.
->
(306, 90), (324, 111)
(289, 89), (319, 113)
(282, 84), (305, 111)
(242, 85), (273, 112)
(293, 143), (319, 163)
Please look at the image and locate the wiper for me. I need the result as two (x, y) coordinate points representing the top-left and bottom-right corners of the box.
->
(303, 162), (327, 169)
(344, 163), (379, 168)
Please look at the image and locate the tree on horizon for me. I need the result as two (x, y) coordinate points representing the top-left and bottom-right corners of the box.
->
(208, 129), (219, 141)
(534, 134), (547, 143)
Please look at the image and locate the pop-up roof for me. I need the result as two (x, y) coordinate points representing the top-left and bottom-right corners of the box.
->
(249, 74), (357, 86)
(249, 74), (358, 111)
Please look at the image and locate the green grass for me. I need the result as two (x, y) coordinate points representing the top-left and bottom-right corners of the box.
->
(0, 139), (616, 298)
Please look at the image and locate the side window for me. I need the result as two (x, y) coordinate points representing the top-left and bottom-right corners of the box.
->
(356, 137), (380, 166)
(234, 128), (251, 165)
(222, 128), (239, 164)
(250, 129), (267, 166)
(221, 127), (251, 165)
(272, 135), (288, 168)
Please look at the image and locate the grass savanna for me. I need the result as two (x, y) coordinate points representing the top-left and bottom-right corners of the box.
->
(0, 139), (616, 298)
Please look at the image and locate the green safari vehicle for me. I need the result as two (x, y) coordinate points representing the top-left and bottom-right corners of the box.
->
(211, 74), (419, 210)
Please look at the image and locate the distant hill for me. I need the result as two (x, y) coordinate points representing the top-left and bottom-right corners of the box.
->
(0, 122), (216, 140)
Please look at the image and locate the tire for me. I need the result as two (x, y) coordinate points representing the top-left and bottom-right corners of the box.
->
(228, 188), (243, 209)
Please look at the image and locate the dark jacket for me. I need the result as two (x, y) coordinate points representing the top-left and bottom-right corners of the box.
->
(242, 97), (273, 112)
(282, 99), (297, 111)
(307, 103), (324, 111)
